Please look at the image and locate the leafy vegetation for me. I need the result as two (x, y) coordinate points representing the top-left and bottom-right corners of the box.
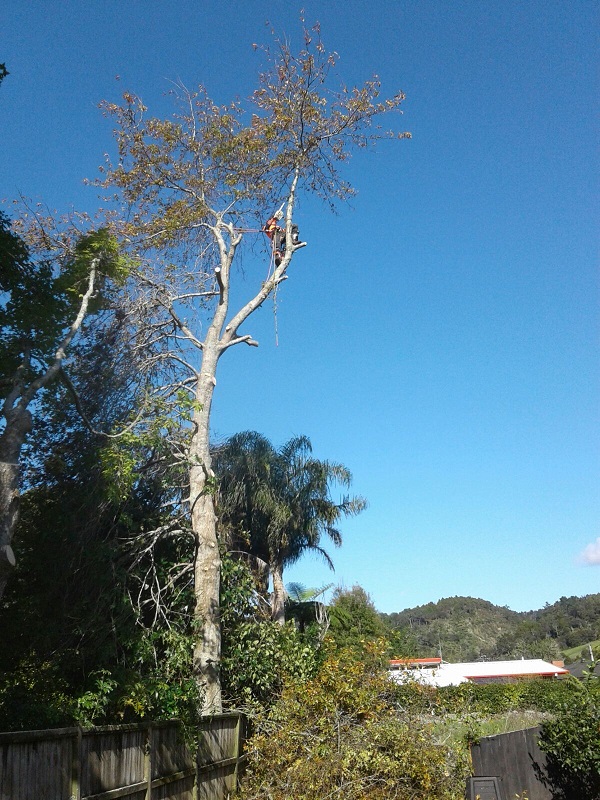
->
(537, 671), (600, 799)
(220, 553), (321, 711)
(214, 432), (365, 625)
(395, 678), (587, 717)
(328, 585), (390, 652)
(240, 644), (469, 800)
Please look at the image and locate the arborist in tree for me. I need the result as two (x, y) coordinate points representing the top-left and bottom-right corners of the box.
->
(263, 204), (305, 266)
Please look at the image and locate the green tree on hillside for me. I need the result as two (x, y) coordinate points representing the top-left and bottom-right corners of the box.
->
(382, 594), (600, 662)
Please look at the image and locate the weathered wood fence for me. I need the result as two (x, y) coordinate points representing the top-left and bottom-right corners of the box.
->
(470, 725), (551, 800)
(197, 713), (246, 800)
(0, 713), (246, 800)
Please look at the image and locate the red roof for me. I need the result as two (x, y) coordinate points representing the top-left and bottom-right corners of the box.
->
(389, 657), (442, 667)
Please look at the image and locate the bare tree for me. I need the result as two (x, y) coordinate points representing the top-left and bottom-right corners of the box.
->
(99, 23), (410, 713)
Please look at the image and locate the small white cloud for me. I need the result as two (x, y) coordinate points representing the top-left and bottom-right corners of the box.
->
(579, 538), (600, 565)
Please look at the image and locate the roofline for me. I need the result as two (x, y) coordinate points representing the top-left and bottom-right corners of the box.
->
(463, 671), (567, 679)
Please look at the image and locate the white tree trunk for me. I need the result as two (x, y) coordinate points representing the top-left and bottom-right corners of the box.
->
(188, 176), (300, 712)
(190, 339), (223, 714)
(191, 489), (222, 713)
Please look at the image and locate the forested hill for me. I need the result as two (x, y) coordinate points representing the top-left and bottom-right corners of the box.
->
(381, 594), (600, 663)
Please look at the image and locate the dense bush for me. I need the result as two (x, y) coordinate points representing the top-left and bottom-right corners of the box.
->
(328, 585), (389, 651)
(222, 619), (319, 709)
(220, 555), (320, 710)
(393, 677), (583, 718)
(0, 660), (76, 730)
(0, 627), (202, 732)
(537, 676), (600, 799)
(240, 644), (469, 800)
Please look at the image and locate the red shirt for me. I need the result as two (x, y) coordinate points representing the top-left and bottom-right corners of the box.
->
(263, 216), (280, 241)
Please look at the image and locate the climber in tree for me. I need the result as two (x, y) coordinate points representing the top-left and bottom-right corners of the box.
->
(263, 205), (304, 266)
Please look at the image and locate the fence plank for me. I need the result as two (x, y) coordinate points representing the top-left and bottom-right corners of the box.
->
(0, 733), (75, 800)
(81, 728), (147, 798)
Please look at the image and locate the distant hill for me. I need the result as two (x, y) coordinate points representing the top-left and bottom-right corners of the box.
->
(381, 594), (600, 663)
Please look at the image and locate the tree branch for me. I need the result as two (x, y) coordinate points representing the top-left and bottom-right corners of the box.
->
(219, 168), (301, 351)
(19, 257), (99, 408)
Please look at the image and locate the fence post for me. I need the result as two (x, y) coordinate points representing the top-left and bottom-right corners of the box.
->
(70, 726), (82, 800)
(145, 723), (153, 799)
(192, 729), (198, 800)
(232, 714), (242, 791)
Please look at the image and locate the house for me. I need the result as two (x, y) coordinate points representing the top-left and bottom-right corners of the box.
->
(565, 659), (595, 679)
(389, 658), (569, 687)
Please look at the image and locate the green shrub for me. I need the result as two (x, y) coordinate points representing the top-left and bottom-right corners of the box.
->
(390, 677), (581, 723)
(537, 676), (600, 799)
(436, 682), (521, 715)
(0, 659), (76, 730)
(240, 644), (469, 800)
(518, 677), (574, 712)
(221, 619), (319, 710)
(220, 554), (320, 711)
(432, 679), (576, 716)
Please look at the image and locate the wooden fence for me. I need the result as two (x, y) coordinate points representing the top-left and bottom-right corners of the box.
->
(0, 714), (246, 800)
(470, 726), (551, 800)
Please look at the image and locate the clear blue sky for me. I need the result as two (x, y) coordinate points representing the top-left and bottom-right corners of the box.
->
(2, 1), (598, 613)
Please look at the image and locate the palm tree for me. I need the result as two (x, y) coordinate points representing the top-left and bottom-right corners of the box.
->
(213, 432), (366, 624)
(213, 431), (275, 595)
(286, 582), (333, 637)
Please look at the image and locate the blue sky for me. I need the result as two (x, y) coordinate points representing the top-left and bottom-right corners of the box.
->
(2, 1), (598, 613)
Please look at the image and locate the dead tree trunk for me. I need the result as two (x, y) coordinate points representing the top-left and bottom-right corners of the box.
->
(97, 44), (408, 713)
(190, 332), (223, 714)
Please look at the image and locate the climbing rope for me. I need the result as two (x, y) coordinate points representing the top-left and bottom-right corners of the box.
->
(264, 246), (279, 346)
(265, 246), (275, 282)
(273, 282), (280, 347)
(233, 213), (287, 346)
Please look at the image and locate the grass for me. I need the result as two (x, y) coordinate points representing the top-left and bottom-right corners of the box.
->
(425, 710), (551, 748)
(562, 640), (600, 663)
